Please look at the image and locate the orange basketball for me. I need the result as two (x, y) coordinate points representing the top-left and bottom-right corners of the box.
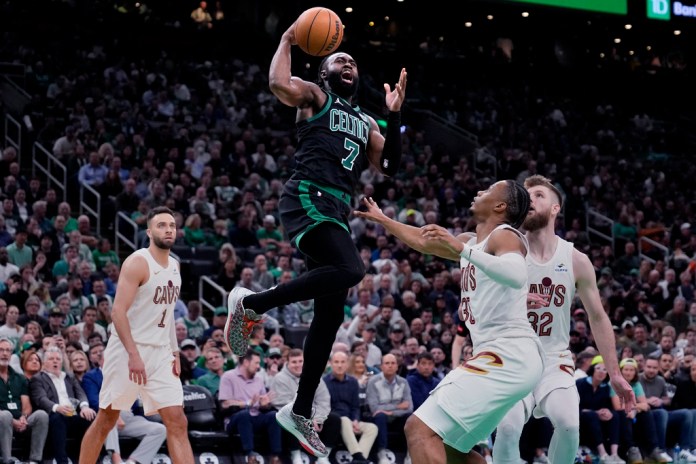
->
(294, 7), (343, 57)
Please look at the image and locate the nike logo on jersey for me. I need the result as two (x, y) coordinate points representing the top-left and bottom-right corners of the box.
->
(555, 263), (569, 272)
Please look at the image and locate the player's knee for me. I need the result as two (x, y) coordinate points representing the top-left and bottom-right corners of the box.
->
(165, 412), (188, 435)
(343, 263), (365, 287)
(555, 418), (580, 437)
(404, 415), (421, 443)
(496, 420), (523, 441)
(94, 410), (120, 432)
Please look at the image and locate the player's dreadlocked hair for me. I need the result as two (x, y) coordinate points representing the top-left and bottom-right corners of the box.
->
(504, 180), (531, 229)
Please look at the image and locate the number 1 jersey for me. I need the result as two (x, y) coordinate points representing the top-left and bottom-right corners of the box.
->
(110, 248), (180, 350)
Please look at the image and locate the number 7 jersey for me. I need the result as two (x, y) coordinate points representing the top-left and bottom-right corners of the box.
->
(526, 237), (576, 353)
(292, 90), (371, 194)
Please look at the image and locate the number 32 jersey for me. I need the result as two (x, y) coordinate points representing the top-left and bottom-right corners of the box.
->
(526, 237), (576, 353)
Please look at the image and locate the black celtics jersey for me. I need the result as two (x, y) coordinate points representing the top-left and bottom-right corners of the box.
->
(291, 90), (371, 195)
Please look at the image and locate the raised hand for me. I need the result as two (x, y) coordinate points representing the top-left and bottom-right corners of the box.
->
(384, 68), (407, 112)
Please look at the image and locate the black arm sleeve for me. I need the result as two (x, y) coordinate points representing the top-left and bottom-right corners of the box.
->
(379, 111), (402, 176)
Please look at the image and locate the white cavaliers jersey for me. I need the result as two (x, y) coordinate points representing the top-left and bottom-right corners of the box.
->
(460, 224), (538, 348)
(110, 248), (181, 349)
(526, 237), (576, 353)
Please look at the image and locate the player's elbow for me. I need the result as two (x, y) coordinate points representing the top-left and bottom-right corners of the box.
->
(269, 81), (303, 107)
(268, 79), (284, 95)
(268, 81), (291, 102)
(508, 275), (527, 289)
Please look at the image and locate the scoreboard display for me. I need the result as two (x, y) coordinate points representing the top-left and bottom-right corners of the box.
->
(503, 0), (696, 19)
(504, 0), (628, 14)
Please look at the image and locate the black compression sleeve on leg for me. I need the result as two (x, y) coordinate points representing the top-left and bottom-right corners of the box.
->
(379, 111), (402, 176)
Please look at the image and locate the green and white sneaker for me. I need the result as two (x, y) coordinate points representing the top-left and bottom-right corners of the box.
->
(276, 403), (328, 458)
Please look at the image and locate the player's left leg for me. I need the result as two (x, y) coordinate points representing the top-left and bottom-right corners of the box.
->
(79, 407), (120, 464)
(539, 388), (580, 464)
(158, 405), (194, 464)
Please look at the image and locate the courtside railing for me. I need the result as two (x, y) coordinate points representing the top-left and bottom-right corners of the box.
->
(586, 208), (615, 252)
(32, 142), (67, 202)
(199, 276), (228, 315)
(3, 114), (22, 167)
(115, 212), (138, 257)
(638, 236), (671, 268)
(80, 183), (101, 233)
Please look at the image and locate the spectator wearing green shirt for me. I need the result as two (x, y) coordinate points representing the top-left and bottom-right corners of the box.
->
(6, 229), (33, 268)
(0, 337), (49, 464)
(183, 213), (207, 247)
(207, 219), (230, 248)
(194, 347), (226, 396)
(52, 244), (80, 285)
(256, 215), (284, 251)
(176, 300), (210, 341)
(270, 254), (297, 282)
(54, 201), (78, 233)
(612, 212), (638, 242)
(91, 238), (120, 272)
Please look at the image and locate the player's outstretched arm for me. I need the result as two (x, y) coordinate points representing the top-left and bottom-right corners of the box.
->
(354, 197), (461, 261)
(366, 68), (407, 177)
(446, 228), (527, 289)
(574, 248), (636, 413)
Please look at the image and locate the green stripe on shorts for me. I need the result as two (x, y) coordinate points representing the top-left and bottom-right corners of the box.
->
(295, 180), (350, 252)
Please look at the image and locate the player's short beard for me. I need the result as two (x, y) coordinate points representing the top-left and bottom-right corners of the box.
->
(523, 208), (551, 232)
(151, 235), (173, 250)
(326, 70), (358, 100)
